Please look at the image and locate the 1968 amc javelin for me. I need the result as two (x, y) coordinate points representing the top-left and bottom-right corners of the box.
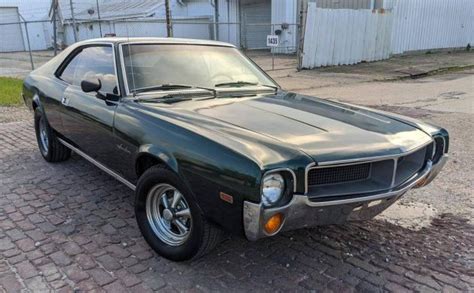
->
(23, 38), (448, 261)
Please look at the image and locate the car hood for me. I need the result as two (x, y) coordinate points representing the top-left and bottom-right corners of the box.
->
(143, 91), (433, 165)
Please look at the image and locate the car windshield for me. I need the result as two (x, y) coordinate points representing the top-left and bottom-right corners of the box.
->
(121, 44), (277, 94)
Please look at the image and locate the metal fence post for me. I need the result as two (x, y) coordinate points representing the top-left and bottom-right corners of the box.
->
(96, 0), (102, 37)
(213, 0), (218, 41)
(165, 0), (173, 37)
(18, 13), (34, 70)
(24, 22), (34, 70)
(70, 0), (78, 42)
(53, 0), (58, 55)
(271, 24), (275, 71)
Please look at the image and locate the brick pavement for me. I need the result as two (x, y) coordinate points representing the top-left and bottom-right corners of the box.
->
(0, 120), (473, 292)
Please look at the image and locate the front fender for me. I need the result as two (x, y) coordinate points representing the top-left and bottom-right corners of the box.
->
(136, 144), (179, 174)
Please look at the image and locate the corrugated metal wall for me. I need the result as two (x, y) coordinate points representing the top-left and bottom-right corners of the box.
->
(217, 0), (240, 46)
(64, 17), (212, 45)
(241, 0), (272, 49)
(391, 0), (474, 54)
(315, 0), (389, 9)
(302, 4), (392, 68)
(271, 0), (299, 53)
(302, 0), (474, 68)
(315, 0), (374, 9)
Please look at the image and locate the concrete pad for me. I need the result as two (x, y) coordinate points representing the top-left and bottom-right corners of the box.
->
(377, 201), (438, 230)
(294, 73), (474, 115)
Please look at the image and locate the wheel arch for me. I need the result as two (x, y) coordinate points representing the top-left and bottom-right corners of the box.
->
(135, 144), (179, 179)
(134, 145), (207, 215)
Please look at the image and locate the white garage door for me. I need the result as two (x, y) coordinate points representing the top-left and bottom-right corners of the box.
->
(0, 7), (25, 52)
(241, 0), (271, 49)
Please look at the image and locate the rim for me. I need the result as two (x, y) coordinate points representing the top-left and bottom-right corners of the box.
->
(38, 117), (49, 154)
(145, 183), (192, 246)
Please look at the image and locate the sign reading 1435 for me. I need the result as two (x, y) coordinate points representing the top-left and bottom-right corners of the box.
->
(266, 35), (279, 47)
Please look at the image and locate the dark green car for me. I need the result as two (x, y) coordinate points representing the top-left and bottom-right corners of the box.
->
(23, 38), (449, 261)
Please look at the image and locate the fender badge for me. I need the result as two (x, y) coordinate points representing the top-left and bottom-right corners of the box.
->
(117, 144), (131, 154)
(219, 192), (233, 204)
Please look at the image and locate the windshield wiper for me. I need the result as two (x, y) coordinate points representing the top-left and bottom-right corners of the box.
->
(137, 94), (193, 104)
(132, 84), (216, 97)
(214, 81), (278, 91)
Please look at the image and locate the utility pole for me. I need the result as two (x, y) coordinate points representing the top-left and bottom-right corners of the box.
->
(53, 0), (57, 55)
(96, 0), (102, 37)
(165, 0), (173, 37)
(213, 0), (218, 41)
(69, 0), (78, 42)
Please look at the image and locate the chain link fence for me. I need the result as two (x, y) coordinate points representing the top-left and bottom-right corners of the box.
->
(0, 1), (302, 77)
(0, 18), (56, 77)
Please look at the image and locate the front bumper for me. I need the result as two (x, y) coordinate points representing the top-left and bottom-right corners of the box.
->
(243, 155), (448, 241)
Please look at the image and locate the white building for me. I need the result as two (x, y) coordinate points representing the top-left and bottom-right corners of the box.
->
(0, 0), (53, 51)
(51, 0), (303, 53)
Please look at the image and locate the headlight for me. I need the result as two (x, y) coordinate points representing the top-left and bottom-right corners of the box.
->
(261, 173), (285, 207)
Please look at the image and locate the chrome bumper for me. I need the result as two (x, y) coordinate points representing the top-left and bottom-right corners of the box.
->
(243, 155), (448, 241)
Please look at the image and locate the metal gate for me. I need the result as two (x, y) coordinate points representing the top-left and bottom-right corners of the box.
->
(0, 7), (25, 52)
(241, 0), (271, 49)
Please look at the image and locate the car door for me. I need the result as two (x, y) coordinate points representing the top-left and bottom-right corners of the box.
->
(57, 44), (122, 169)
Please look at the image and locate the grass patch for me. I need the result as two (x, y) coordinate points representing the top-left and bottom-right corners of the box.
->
(0, 77), (23, 106)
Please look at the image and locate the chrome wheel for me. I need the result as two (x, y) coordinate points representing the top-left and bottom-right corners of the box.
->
(145, 183), (192, 246)
(38, 117), (49, 154)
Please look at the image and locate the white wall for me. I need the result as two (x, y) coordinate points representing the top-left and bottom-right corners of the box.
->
(0, 0), (52, 50)
(271, 0), (299, 53)
(169, 0), (215, 18)
(23, 21), (52, 50)
(64, 17), (212, 45)
(0, 0), (50, 20)
(302, 0), (474, 68)
(303, 5), (392, 68)
(216, 0), (240, 46)
(0, 7), (25, 52)
(391, 0), (474, 54)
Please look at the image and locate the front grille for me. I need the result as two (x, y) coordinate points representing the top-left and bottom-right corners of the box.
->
(307, 145), (430, 201)
(308, 163), (371, 186)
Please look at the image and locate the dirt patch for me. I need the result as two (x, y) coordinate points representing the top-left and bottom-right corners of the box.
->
(366, 104), (436, 119)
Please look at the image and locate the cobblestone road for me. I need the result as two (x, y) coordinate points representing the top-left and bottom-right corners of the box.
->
(0, 120), (473, 292)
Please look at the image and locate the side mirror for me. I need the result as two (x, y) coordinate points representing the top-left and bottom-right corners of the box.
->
(81, 78), (102, 93)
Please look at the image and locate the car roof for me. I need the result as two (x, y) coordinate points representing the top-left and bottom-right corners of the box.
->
(77, 37), (236, 48)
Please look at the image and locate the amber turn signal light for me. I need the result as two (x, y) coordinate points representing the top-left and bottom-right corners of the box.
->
(264, 213), (283, 234)
(415, 177), (428, 188)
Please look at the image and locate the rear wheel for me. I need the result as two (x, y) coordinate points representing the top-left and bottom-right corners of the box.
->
(135, 165), (224, 261)
(34, 108), (71, 162)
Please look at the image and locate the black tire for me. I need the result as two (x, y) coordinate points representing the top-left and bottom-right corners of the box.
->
(34, 107), (71, 162)
(135, 165), (224, 261)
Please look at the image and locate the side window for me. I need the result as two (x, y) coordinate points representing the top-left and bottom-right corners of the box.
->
(60, 46), (118, 95)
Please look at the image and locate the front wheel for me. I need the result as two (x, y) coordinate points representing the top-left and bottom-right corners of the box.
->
(135, 166), (224, 261)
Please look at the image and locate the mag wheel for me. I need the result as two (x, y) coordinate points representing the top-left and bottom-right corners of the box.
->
(135, 166), (224, 261)
(145, 184), (192, 246)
